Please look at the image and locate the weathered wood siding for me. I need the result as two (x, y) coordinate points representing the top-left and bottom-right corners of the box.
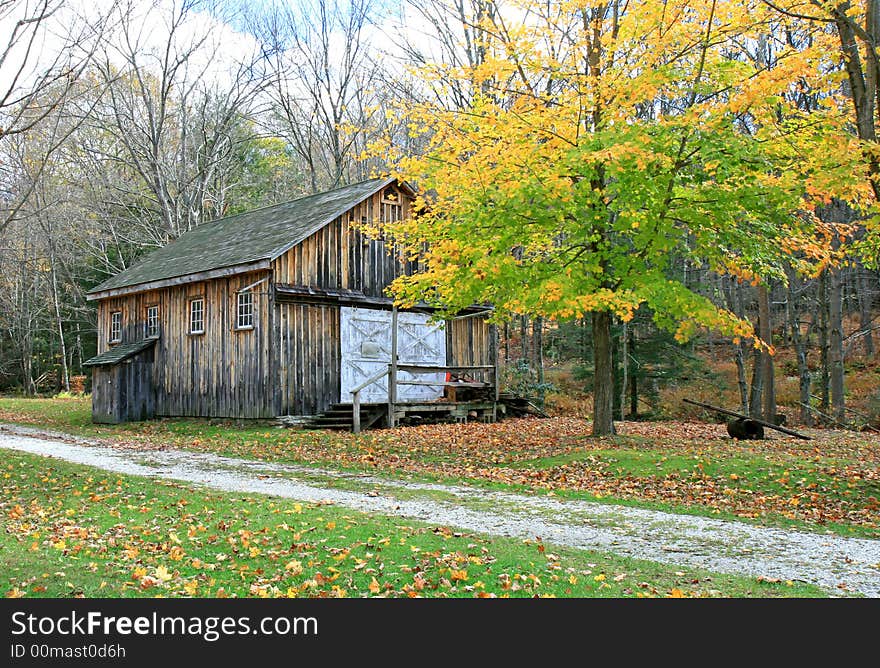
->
(447, 316), (493, 382)
(91, 354), (155, 424)
(271, 187), (412, 415)
(95, 270), (272, 418)
(275, 303), (340, 415)
(273, 188), (413, 297)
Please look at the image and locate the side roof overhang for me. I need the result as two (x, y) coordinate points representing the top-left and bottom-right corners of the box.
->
(83, 337), (158, 367)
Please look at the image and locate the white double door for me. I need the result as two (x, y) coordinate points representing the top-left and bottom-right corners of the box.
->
(340, 307), (446, 403)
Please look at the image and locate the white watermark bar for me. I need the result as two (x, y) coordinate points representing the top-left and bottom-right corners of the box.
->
(10, 610), (317, 643)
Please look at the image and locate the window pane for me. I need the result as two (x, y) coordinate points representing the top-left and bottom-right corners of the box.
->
(146, 306), (159, 337)
(110, 312), (121, 342)
(237, 292), (253, 328)
(190, 299), (204, 333)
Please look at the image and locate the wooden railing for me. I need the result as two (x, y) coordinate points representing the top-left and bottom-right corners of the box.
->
(350, 367), (391, 434)
(350, 363), (498, 433)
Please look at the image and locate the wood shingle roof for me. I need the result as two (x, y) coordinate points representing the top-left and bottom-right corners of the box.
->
(87, 177), (395, 299)
(82, 337), (157, 366)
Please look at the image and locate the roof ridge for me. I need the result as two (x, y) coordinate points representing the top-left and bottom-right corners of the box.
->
(194, 176), (391, 230)
(86, 176), (397, 297)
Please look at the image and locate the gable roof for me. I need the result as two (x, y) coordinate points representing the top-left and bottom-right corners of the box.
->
(82, 337), (157, 367)
(87, 177), (400, 299)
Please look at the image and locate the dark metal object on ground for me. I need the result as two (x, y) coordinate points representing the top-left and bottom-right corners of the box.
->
(726, 418), (764, 440)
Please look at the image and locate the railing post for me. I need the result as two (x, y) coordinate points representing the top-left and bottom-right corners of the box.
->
(352, 390), (361, 434)
(491, 322), (500, 422)
(388, 306), (398, 428)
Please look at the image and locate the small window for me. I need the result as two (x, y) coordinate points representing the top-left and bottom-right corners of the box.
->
(236, 292), (254, 329)
(109, 311), (122, 343)
(381, 187), (402, 224)
(145, 305), (159, 337)
(189, 298), (205, 334)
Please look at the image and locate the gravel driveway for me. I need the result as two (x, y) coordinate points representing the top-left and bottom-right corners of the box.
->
(2, 424), (879, 597)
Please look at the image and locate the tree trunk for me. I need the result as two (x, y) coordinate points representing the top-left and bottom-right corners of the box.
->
(520, 314), (529, 365)
(829, 267), (846, 423)
(749, 346), (763, 419)
(592, 311), (616, 436)
(620, 319), (628, 420)
(722, 277), (750, 413)
(49, 256), (70, 393)
(819, 272), (831, 414)
(758, 284), (775, 423)
(532, 316), (544, 406)
(74, 323), (84, 376)
(786, 269), (813, 426)
(734, 344), (748, 414)
(628, 324), (638, 418)
(858, 264), (875, 357)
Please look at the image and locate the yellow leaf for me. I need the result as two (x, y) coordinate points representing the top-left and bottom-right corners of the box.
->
(285, 560), (303, 576)
(669, 588), (685, 598)
(155, 566), (172, 582)
(368, 578), (381, 594)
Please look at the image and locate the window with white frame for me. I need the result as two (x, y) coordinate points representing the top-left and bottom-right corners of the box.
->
(109, 311), (122, 343)
(189, 298), (205, 334)
(236, 291), (254, 329)
(145, 305), (159, 337)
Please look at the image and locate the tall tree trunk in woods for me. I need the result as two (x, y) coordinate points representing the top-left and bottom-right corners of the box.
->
(819, 272), (831, 414)
(520, 314), (529, 366)
(532, 316), (544, 406)
(48, 249), (70, 393)
(629, 361), (638, 418)
(758, 284), (776, 423)
(786, 268), (813, 426)
(503, 322), (510, 364)
(734, 344), (748, 414)
(749, 346), (763, 418)
(628, 323), (638, 417)
(829, 268), (846, 423)
(723, 278), (750, 413)
(581, 318), (589, 359)
(858, 264), (875, 357)
(620, 319), (628, 420)
(592, 312), (616, 436)
(816, 200), (853, 423)
(74, 324), (84, 377)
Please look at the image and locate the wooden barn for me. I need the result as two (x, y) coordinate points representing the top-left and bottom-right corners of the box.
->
(83, 177), (498, 429)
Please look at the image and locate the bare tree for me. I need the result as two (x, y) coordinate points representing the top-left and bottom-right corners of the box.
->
(89, 0), (270, 244)
(0, 1), (116, 233)
(264, 0), (384, 192)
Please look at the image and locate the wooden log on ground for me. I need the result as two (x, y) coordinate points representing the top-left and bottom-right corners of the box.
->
(682, 398), (810, 440)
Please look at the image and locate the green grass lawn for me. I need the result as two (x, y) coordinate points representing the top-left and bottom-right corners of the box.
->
(1, 396), (878, 539)
(0, 448), (825, 598)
